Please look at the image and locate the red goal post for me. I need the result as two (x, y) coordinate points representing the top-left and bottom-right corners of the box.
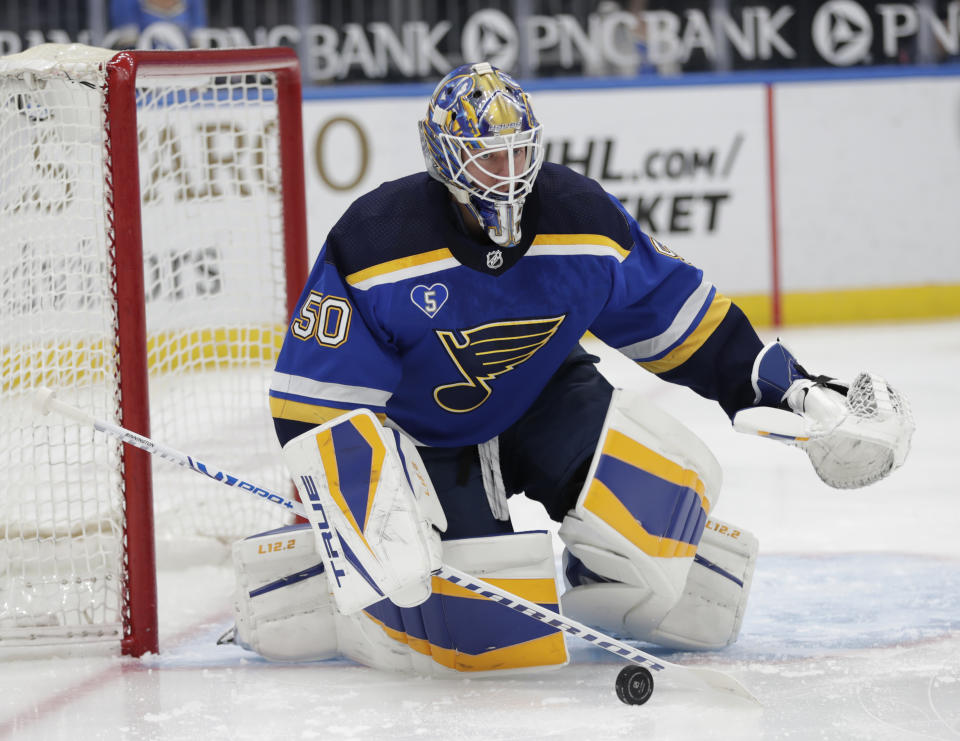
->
(0, 45), (309, 656)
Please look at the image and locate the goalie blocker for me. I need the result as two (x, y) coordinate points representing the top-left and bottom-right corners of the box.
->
(282, 409), (447, 615)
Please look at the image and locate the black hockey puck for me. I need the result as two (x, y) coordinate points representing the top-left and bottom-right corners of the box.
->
(616, 665), (654, 705)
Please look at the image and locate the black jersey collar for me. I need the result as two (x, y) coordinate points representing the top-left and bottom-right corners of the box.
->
(441, 187), (540, 276)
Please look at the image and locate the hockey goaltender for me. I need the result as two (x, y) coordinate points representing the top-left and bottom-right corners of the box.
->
(224, 62), (914, 675)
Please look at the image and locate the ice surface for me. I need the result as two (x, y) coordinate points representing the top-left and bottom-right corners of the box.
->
(1, 320), (958, 740)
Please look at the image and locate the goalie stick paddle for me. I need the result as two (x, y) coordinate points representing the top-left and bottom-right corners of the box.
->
(34, 387), (758, 705)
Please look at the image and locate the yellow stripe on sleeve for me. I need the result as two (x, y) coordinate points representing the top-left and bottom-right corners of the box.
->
(639, 294), (732, 375)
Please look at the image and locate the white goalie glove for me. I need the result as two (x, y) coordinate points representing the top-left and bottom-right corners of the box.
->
(733, 341), (915, 489)
(283, 409), (446, 614)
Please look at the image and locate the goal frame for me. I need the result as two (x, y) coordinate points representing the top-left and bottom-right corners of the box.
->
(103, 48), (308, 656)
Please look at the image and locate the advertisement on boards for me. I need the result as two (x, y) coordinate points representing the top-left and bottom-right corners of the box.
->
(3, 1), (959, 80)
(302, 84), (772, 297)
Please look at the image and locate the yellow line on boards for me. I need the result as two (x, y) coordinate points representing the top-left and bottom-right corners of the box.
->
(733, 284), (960, 327)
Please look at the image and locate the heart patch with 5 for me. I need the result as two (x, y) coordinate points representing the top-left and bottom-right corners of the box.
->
(410, 283), (449, 318)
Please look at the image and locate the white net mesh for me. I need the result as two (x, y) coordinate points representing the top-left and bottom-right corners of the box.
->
(135, 73), (290, 544)
(1, 47), (296, 647)
(1, 59), (125, 645)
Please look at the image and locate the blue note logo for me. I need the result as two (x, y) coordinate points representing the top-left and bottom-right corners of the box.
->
(410, 283), (449, 318)
(433, 315), (566, 412)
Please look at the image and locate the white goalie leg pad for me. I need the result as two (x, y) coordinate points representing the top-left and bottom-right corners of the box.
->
(647, 518), (758, 650)
(561, 518), (757, 650)
(283, 410), (447, 616)
(232, 526), (566, 674)
(559, 387), (722, 637)
(232, 523), (338, 662)
(231, 522), (415, 669)
(332, 608), (422, 674)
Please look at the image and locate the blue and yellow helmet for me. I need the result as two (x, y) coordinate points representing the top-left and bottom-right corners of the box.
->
(419, 62), (544, 247)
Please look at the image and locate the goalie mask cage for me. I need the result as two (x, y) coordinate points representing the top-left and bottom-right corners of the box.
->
(0, 45), (308, 656)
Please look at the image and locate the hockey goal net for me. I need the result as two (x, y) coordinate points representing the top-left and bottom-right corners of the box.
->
(0, 44), (308, 655)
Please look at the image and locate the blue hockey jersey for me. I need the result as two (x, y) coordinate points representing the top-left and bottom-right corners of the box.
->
(270, 163), (762, 447)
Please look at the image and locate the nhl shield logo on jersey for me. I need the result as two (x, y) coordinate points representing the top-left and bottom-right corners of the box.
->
(433, 315), (565, 413)
(486, 250), (504, 269)
(410, 283), (449, 318)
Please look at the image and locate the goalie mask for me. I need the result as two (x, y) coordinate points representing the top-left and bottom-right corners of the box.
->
(419, 62), (544, 247)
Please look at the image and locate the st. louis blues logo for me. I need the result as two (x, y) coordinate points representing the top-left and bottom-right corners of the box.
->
(650, 236), (689, 263)
(433, 315), (566, 413)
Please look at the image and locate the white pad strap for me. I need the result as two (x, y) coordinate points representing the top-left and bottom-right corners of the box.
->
(284, 410), (446, 614)
(479, 437), (509, 521)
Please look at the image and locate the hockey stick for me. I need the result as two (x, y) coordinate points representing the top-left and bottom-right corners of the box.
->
(33, 388), (304, 516)
(34, 388), (758, 704)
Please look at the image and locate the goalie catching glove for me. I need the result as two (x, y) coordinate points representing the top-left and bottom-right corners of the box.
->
(733, 341), (914, 489)
(283, 410), (447, 614)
